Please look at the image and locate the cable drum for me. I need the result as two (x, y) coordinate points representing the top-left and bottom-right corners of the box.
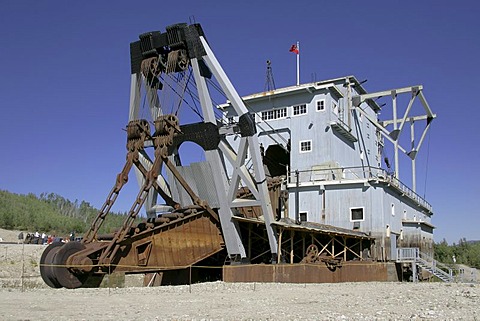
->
(176, 49), (189, 71)
(127, 120), (151, 140)
(154, 115), (179, 136)
(154, 119), (168, 135)
(165, 50), (190, 74)
(141, 56), (162, 78)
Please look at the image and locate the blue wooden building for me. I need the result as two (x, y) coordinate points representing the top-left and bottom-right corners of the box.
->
(220, 76), (436, 261)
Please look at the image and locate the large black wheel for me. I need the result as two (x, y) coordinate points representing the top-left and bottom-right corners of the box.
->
(52, 241), (88, 289)
(39, 242), (64, 288)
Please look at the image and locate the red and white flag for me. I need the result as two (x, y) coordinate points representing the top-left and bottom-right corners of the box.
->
(289, 44), (299, 54)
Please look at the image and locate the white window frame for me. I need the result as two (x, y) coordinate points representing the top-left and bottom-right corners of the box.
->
(293, 104), (307, 116)
(277, 108), (287, 119)
(316, 99), (325, 112)
(261, 107), (287, 121)
(350, 207), (365, 222)
(299, 140), (312, 153)
(391, 203), (395, 216)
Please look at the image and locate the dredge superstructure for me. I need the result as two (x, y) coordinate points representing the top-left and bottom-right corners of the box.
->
(40, 23), (436, 288)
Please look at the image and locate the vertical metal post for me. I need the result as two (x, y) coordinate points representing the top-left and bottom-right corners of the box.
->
(411, 121), (416, 192)
(296, 41), (300, 86)
(321, 189), (326, 223)
(21, 242), (25, 292)
(128, 73), (142, 121)
(347, 78), (352, 128)
(189, 266), (192, 293)
(392, 92), (399, 179)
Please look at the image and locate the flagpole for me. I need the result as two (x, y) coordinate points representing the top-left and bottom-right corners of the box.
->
(296, 41), (300, 86)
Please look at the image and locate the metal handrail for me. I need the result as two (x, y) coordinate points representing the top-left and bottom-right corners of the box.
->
(287, 166), (432, 212)
(419, 251), (453, 276)
(397, 247), (419, 262)
(397, 247), (454, 282)
(417, 257), (453, 280)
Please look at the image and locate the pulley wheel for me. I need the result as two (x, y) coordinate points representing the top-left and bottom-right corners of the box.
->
(306, 244), (319, 256)
(39, 242), (64, 288)
(52, 241), (87, 289)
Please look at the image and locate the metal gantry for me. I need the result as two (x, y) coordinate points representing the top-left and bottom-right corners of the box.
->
(126, 23), (279, 262)
(352, 86), (436, 192)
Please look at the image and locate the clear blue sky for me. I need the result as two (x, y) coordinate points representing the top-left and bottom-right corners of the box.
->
(1, 1), (478, 244)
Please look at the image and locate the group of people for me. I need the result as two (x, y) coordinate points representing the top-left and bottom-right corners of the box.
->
(18, 231), (76, 245)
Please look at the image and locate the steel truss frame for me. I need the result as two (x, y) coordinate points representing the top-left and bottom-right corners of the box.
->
(352, 86), (436, 192)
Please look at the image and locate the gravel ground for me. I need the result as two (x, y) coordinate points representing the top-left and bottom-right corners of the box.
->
(0, 281), (478, 320)
(1, 230), (479, 320)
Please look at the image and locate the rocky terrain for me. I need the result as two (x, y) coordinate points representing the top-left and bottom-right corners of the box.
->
(0, 228), (479, 320)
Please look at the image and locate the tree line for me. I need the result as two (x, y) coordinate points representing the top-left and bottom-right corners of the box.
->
(2, 189), (479, 269)
(434, 238), (480, 268)
(0, 190), (140, 236)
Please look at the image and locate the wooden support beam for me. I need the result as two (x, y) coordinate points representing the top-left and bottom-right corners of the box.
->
(290, 230), (294, 264)
(277, 228), (283, 263)
(248, 224), (252, 259)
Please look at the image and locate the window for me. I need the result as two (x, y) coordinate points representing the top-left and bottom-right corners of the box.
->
(261, 107), (287, 121)
(316, 99), (325, 111)
(299, 140), (312, 153)
(293, 104), (307, 116)
(299, 212), (308, 222)
(350, 207), (364, 222)
(391, 203), (395, 216)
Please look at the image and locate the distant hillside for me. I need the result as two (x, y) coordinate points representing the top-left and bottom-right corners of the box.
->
(466, 240), (480, 245)
(0, 190), (138, 236)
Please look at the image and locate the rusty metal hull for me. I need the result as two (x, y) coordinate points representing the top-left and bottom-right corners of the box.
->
(112, 213), (224, 273)
(223, 262), (400, 283)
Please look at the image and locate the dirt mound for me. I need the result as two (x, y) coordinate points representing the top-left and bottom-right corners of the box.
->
(0, 228), (27, 243)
